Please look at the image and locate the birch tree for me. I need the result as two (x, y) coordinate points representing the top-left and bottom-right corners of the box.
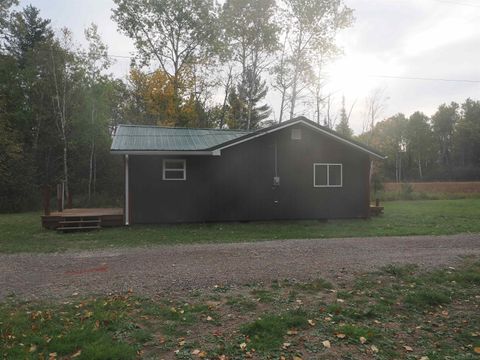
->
(283, 0), (353, 119)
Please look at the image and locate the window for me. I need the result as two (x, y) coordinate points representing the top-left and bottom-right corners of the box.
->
(313, 163), (342, 187)
(163, 159), (186, 180)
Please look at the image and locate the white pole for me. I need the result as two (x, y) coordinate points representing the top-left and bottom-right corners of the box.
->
(125, 154), (129, 226)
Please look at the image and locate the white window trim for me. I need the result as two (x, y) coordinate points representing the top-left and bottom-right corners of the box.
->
(313, 163), (343, 188)
(163, 159), (186, 181)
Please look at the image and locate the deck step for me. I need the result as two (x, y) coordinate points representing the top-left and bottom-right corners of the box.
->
(56, 225), (101, 232)
(59, 219), (100, 225)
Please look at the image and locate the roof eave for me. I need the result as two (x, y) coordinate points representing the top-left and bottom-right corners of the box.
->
(210, 118), (386, 160)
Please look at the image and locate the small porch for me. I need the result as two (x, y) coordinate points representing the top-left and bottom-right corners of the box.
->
(41, 208), (124, 231)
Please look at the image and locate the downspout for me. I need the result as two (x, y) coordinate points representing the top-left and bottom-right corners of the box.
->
(125, 154), (129, 226)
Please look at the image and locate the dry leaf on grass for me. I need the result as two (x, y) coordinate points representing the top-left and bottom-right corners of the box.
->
(371, 345), (379, 353)
(240, 342), (247, 351)
(336, 333), (346, 339)
(322, 340), (331, 348)
(71, 350), (82, 358)
(474, 347), (480, 354)
(308, 319), (316, 326)
(359, 336), (367, 344)
(404, 345), (413, 352)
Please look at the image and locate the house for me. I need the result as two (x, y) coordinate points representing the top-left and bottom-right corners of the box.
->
(110, 116), (385, 225)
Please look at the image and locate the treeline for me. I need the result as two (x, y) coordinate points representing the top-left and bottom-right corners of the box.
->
(363, 100), (480, 183)
(0, 0), (354, 212)
(0, 3), (124, 211)
(1, 0), (479, 213)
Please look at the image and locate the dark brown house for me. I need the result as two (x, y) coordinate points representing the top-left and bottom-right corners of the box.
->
(111, 117), (385, 225)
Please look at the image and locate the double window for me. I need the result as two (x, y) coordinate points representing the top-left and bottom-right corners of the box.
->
(313, 163), (342, 187)
(163, 159), (186, 180)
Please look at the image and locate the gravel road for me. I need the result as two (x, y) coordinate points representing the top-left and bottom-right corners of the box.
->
(1, 234), (479, 300)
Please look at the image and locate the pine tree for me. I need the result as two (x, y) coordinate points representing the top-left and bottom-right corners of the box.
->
(335, 96), (353, 138)
(229, 67), (271, 130)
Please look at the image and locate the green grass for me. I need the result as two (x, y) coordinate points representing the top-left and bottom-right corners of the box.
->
(240, 310), (309, 353)
(1, 259), (480, 359)
(1, 199), (480, 253)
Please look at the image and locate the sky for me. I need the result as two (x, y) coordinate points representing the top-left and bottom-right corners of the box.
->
(17, 0), (480, 134)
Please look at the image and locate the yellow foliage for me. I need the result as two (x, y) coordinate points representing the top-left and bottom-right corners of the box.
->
(128, 67), (203, 127)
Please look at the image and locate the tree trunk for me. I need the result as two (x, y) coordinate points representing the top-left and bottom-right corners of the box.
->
(279, 88), (286, 123)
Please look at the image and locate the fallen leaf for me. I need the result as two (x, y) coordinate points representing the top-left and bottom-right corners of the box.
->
(192, 349), (201, 355)
(420, 357), (429, 360)
(198, 351), (207, 358)
(240, 342), (247, 351)
(72, 350), (82, 358)
(322, 340), (331, 348)
(206, 316), (213, 321)
(336, 333), (346, 339)
(282, 342), (291, 349)
(49, 353), (57, 360)
(337, 299), (345, 303)
(324, 316), (332, 322)
(293, 356), (303, 360)
(218, 355), (228, 360)
(287, 329), (298, 335)
(308, 319), (316, 326)
(474, 347), (480, 354)
(404, 345), (413, 352)
(29, 344), (37, 352)
(360, 336), (367, 344)
(371, 345), (379, 353)
(178, 340), (185, 346)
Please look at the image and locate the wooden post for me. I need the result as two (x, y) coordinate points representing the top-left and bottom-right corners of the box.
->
(67, 192), (72, 209)
(56, 183), (62, 212)
(43, 185), (51, 215)
(375, 198), (380, 207)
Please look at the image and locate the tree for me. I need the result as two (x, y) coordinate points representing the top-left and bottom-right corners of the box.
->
(405, 111), (434, 179)
(363, 87), (389, 143)
(225, 67), (271, 130)
(335, 96), (353, 137)
(455, 99), (480, 168)
(0, 0), (17, 47)
(431, 102), (459, 167)
(283, 0), (353, 119)
(364, 114), (407, 182)
(6, 5), (53, 66)
(221, 0), (278, 129)
(112, 0), (218, 124)
(82, 23), (113, 202)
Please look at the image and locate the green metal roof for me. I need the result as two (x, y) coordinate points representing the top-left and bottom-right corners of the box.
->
(111, 124), (250, 152)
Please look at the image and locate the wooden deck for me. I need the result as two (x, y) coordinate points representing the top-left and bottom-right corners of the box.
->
(42, 208), (124, 230)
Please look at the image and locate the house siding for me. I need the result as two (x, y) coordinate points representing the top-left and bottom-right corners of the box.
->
(129, 123), (370, 224)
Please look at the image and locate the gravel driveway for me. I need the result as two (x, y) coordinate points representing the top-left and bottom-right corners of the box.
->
(1, 234), (479, 301)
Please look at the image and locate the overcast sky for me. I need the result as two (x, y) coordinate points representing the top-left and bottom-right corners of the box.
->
(18, 0), (480, 133)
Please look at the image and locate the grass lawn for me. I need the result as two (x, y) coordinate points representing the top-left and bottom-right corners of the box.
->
(1, 199), (480, 253)
(1, 258), (479, 359)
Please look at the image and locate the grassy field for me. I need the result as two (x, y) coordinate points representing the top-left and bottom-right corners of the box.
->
(378, 182), (480, 201)
(1, 258), (479, 359)
(1, 199), (480, 253)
